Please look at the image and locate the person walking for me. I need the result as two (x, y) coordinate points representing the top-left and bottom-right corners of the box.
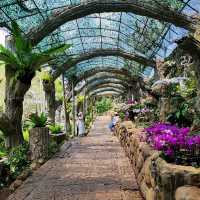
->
(108, 112), (119, 132)
(77, 112), (85, 137)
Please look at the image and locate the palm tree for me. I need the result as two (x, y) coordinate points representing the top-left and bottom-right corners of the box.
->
(0, 21), (71, 148)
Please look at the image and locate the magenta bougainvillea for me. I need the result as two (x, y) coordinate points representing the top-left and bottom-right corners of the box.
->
(127, 99), (137, 105)
(143, 123), (200, 166)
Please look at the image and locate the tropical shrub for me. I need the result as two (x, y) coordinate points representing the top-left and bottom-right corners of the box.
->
(77, 95), (85, 113)
(85, 112), (93, 129)
(77, 95), (84, 104)
(95, 97), (112, 114)
(49, 124), (63, 134)
(23, 130), (29, 142)
(167, 102), (193, 127)
(127, 99), (136, 104)
(48, 141), (59, 158)
(0, 22), (70, 81)
(6, 143), (29, 178)
(143, 123), (200, 166)
(119, 111), (125, 120)
(55, 79), (63, 101)
(40, 71), (53, 81)
(0, 131), (7, 158)
(24, 112), (47, 129)
(65, 101), (72, 113)
(176, 77), (197, 98)
(130, 102), (146, 111)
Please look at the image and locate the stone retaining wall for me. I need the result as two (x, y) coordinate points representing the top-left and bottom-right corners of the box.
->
(114, 121), (200, 200)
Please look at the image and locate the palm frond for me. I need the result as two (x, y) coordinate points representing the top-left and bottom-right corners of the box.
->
(11, 21), (31, 53)
(30, 44), (71, 70)
(3, 21), (72, 75)
(30, 53), (53, 70)
(0, 44), (19, 68)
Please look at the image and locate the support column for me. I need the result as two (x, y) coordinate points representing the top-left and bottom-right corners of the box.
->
(43, 80), (56, 124)
(72, 81), (77, 137)
(62, 74), (68, 136)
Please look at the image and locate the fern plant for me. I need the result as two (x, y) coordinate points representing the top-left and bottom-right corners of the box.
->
(24, 112), (47, 129)
(49, 124), (63, 134)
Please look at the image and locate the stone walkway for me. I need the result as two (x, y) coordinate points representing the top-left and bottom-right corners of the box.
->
(8, 116), (143, 200)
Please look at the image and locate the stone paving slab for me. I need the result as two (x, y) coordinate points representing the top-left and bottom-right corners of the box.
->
(7, 116), (143, 200)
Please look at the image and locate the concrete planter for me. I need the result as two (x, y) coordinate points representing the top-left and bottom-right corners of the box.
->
(29, 127), (49, 162)
(49, 132), (66, 144)
(114, 122), (200, 200)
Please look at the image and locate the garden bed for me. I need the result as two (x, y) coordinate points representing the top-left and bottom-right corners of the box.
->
(114, 121), (200, 200)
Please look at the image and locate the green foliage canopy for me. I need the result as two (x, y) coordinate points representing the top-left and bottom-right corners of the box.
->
(95, 97), (113, 114)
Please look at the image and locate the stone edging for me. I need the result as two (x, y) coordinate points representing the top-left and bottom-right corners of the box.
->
(114, 121), (200, 200)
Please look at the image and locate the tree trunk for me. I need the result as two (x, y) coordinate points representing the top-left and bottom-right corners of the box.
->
(65, 110), (71, 136)
(3, 66), (33, 148)
(159, 97), (171, 122)
(43, 80), (56, 124)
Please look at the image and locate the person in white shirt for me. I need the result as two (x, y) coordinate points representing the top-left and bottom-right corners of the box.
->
(77, 112), (85, 136)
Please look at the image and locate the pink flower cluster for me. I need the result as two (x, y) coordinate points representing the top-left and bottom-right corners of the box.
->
(144, 123), (200, 163)
(127, 99), (137, 105)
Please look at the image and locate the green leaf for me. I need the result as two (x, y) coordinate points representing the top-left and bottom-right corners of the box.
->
(30, 53), (52, 69)
(11, 21), (32, 53)
(0, 21), (72, 80)
(48, 124), (63, 134)
(0, 44), (19, 68)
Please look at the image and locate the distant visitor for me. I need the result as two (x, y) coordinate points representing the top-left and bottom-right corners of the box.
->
(77, 112), (85, 136)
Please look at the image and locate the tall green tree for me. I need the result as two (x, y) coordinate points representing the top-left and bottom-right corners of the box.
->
(0, 22), (70, 148)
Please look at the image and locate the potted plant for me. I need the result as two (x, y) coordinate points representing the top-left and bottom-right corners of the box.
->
(24, 112), (49, 161)
(25, 112), (48, 129)
(48, 124), (66, 144)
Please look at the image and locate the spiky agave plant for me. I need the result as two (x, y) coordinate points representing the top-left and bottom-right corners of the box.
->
(0, 21), (71, 80)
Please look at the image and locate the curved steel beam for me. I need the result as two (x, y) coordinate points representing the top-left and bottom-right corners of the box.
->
(75, 78), (130, 96)
(68, 77), (129, 100)
(92, 91), (121, 98)
(76, 79), (129, 94)
(85, 83), (126, 95)
(74, 66), (137, 85)
(27, 0), (197, 46)
(52, 48), (155, 80)
(89, 87), (124, 97)
(76, 74), (132, 93)
(93, 91), (121, 98)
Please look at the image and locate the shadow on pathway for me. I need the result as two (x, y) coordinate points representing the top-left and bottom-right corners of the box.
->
(8, 116), (143, 200)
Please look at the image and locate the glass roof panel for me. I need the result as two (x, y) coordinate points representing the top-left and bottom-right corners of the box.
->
(0, 0), (199, 77)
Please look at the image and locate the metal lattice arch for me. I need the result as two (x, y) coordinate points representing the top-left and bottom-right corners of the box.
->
(0, 0), (199, 96)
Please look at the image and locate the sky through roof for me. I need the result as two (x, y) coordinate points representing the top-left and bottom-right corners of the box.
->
(0, 0), (199, 78)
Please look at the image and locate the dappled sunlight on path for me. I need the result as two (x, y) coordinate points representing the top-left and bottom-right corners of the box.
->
(8, 116), (143, 200)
